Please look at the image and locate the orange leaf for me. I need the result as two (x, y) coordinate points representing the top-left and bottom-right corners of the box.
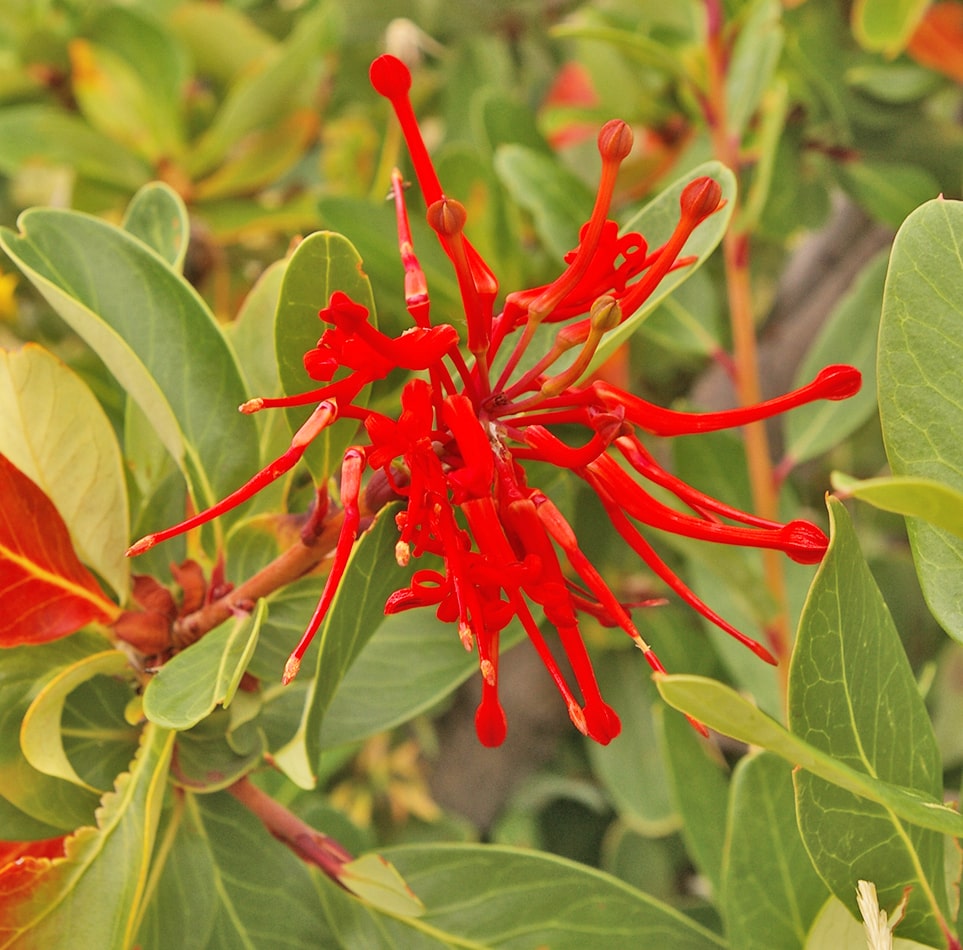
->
(0, 454), (119, 646)
(908, 2), (963, 83)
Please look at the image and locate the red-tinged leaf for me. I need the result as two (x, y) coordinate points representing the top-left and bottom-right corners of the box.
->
(907, 2), (963, 83)
(0, 455), (119, 646)
(0, 839), (66, 868)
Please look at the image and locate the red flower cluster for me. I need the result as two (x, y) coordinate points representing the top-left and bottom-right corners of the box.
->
(129, 55), (860, 746)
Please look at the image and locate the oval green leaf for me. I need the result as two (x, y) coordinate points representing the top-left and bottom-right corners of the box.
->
(143, 600), (265, 730)
(878, 198), (963, 640)
(20, 650), (131, 793)
(789, 496), (950, 947)
(0, 344), (130, 598)
(0, 209), (260, 521)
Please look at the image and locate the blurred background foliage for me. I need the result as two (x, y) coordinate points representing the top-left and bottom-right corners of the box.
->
(1, 0), (962, 933)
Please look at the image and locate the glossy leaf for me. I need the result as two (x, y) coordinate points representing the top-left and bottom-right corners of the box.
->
(122, 182), (190, 272)
(722, 752), (829, 950)
(790, 496), (950, 947)
(0, 344), (129, 599)
(143, 600), (264, 730)
(169, 707), (265, 794)
(660, 705), (729, 896)
(587, 651), (679, 835)
(878, 198), (963, 639)
(274, 505), (412, 788)
(20, 650), (131, 793)
(832, 472), (963, 541)
(0, 207), (260, 520)
(0, 634), (107, 833)
(339, 853), (424, 918)
(274, 230), (375, 481)
(0, 724), (174, 950)
(137, 791), (330, 949)
(655, 673), (963, 839)
(0, 454), (119, 646)
(838, 160), (940, 230)
(783, 250), (887, 468)
(318, 843), (728, 948)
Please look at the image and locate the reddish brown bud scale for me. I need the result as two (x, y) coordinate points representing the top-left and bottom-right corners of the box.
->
(426, 198), (468, 237)
(598, 119), (633, 162)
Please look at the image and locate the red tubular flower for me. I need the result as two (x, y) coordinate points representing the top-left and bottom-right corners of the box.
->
(128, 54), (861, 747)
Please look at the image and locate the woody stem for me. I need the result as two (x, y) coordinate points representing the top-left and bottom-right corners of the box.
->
(227, 777), (353, 884)
(171, 509), (344, 650)
(703, 0), (791, 680)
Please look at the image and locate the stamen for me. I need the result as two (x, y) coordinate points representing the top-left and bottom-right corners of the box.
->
(283, 447), (367, 683)
(126, 400), (338, 557)
(595, 364), (862, 436)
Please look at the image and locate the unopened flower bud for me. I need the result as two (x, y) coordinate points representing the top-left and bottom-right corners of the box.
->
(589, 294), (622, 333)
(426, 197), (467, 237)
(680, 176), (723, 224)
(598, 119), (633, 162)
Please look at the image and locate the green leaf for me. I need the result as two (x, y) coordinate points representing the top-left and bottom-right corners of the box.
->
(339, 853), (424, 918)
(322, 608), (523, 748)
(783, 250), (887, 467)
(805, 896), (932, 949)
(68, 38), (178, 165)
(20, 650), (131, 793)
(789, 496), (950, 947)
(660, 705), (729, 896)
(274, 230), (375, 482)
(0, 344), (130, 598)
(138, 791), (330, 949)
(142, 600), (265, 730)
(654, 674), (963, 839)
(80, 5), (188, 160)
(851, 0), (929, 55)
(638, 268), (722, 358)
(186, 4), (341, 177)
(726, 0), (784, 140)
(838, 160), (940, 230)
(832, 472), (963, 540)
(122, 182), (191, 272)
(0, 106), (150, 192)
(878, 198), (963, 639)
(273, 505), (411, 788)
(169, 706), (265, 793)
(318, 843), (728, 948)
(229, 258), (286, 401)
(587, 651), (679, 835)
(493, 144), (595, 259)
(167, 2), (275, 87)
(0, 724), (174, 950)
(194, 110), (319, 201)
(0, 208), (260, 521)
(722, 752), (829, 950)
(0, 634), (106, 831)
